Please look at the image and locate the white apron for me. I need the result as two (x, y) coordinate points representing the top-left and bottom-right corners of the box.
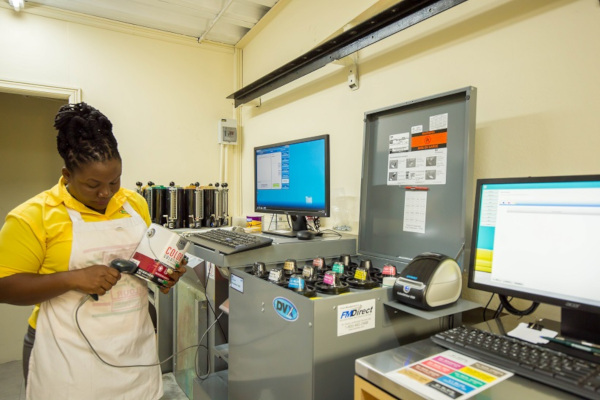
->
(27, 202), (163, 400)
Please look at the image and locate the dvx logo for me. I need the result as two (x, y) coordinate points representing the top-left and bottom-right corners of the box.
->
(273, 297), (299, 321)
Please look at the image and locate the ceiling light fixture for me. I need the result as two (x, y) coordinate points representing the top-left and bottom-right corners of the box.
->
(8, 0), (25, 11)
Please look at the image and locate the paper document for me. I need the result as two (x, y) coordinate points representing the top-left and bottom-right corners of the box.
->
(508, 322), (557, 344)
(385, 350), (513, 400)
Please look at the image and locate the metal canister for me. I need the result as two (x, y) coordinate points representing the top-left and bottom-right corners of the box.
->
(135, 181), (144, 195)
(202, 184), (217, 227)
(213, 183), (222, 227)
(181, 183), (196, 228)
(220, 182), (230, 226)
(142, 181), (153, 217)
(193, 185), (204, 228)
(183, 184), (195, 229)
(146, 183), (167, 225)
(183, 183), (204, 229)
(166, 182), (184, 229)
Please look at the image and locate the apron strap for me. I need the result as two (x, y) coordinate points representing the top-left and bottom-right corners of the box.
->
(66, 207), (83, 222)
(66, 201), (144, 224)
(122, 202), (145, 225)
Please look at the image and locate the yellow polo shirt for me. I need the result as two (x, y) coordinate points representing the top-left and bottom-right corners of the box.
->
(0, 177), (151, 328)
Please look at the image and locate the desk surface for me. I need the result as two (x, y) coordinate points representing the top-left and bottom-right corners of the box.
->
(355, 316), (583, 400)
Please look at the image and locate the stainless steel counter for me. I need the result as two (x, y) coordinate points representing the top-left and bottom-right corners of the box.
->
(355, 316), (582, 400)
(186, 230), (357, 268)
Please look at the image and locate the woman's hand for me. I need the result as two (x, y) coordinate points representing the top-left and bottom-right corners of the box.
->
(71, 265), (121, 297)
(0, 266), (121, 305)
(160, 259), (187, 294)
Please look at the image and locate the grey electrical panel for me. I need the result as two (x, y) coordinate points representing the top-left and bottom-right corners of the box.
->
(358, 87), (477, 269)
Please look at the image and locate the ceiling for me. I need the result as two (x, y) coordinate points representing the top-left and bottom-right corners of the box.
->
(19, 0), (279, 46)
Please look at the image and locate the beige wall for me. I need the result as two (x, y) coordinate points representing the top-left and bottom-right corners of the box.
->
(0, 5), (236, 191)
(0, 0), (598, 360)
(0, 5), (235, 362)
(237, 0), (600, 320)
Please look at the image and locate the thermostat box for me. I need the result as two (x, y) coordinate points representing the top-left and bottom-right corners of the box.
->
(358, 87), (477, 271)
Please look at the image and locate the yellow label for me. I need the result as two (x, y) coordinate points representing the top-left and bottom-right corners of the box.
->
(354, 270), (367, 281)
(460, 366), (495, 383)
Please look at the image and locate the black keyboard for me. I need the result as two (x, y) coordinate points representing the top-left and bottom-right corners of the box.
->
(185, 229), (273, 255)
(431, 326), (600, 400)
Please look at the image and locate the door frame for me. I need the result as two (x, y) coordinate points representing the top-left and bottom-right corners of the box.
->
(0, 79), (81, 103)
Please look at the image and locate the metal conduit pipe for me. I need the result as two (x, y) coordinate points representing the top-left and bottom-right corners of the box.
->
(198, 0), (235, 44)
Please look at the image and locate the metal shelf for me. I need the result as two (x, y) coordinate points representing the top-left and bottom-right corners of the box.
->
(384, 298), (480, 320)
(213, 343), (229, 364)
(227, 0), (468, 107)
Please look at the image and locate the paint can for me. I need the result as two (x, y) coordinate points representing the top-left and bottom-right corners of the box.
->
(130, 223), (190, 288)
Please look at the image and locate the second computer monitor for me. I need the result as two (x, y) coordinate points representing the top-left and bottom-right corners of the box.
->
(468, 174), (600, 342)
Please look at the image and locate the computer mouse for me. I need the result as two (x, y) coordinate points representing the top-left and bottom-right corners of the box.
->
(296, 230), (314, 240)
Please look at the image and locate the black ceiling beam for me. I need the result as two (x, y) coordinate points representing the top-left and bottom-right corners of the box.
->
(228, 0), (468, 107)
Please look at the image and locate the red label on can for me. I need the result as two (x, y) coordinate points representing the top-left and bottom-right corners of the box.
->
(162, 246), (184, 266)
(383, 265), (397, 276)
(132, 251), (171, 287)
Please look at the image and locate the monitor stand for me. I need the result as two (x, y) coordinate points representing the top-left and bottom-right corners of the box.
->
(538, 308), (600, 364)
(560, 308), (600, 343)
(262, 215), (308, 238)
(263, 229), (298, 238)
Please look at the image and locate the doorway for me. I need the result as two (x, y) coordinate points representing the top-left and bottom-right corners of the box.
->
(0, 80), (80, 364)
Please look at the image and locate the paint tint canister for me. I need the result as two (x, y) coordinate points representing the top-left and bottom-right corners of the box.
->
(130, 223), (190, 288)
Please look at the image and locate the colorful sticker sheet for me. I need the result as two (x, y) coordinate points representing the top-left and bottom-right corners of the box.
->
(385, 350), (513, 399)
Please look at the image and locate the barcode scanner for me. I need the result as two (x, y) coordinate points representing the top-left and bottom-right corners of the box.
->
(109, 258), (139, 274)
(90, 259), (139, 301)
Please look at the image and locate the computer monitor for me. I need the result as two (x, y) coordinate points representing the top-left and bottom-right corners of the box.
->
(254, 134), (330, 236)
(468, 175), (600, 343)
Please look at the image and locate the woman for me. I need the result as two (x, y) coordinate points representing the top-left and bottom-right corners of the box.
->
(0, 102), (185, 399)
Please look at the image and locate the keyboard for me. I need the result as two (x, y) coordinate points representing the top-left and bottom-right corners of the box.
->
(431, 326), (600, 400)
(185, 229), (273, 255)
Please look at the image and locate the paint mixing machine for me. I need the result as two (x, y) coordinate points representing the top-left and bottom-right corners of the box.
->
(228, 254), (450, 400)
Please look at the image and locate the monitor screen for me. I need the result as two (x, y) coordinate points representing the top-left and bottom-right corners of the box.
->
(468, 175), (600, 341)
(254, 134), (330, 219)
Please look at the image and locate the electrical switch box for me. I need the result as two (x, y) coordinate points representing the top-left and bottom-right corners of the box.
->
(218, 118), (237, 144)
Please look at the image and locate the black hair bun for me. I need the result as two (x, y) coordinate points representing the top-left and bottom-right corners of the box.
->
(54, 102), (112, 134)
(54, 102), (120, 170)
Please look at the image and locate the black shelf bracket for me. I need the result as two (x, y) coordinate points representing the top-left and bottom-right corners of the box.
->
(228, 0), (468, 107)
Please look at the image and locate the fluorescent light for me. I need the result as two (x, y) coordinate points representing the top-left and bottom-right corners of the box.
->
(8, 0), (25, 11)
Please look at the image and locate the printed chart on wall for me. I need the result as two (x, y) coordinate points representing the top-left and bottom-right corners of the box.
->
(385, 350), (513, 399)
(387, 113), (449, 186)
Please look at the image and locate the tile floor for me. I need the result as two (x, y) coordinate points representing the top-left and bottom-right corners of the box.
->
(0, 360), (189, 400)
(0, 361), (24, 400)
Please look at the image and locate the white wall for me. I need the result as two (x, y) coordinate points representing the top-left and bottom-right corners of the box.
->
(237, 0), (600, 320)
(0, 5), (236, 191)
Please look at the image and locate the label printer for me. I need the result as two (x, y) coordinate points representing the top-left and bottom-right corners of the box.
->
(393, 252), (462, 310)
